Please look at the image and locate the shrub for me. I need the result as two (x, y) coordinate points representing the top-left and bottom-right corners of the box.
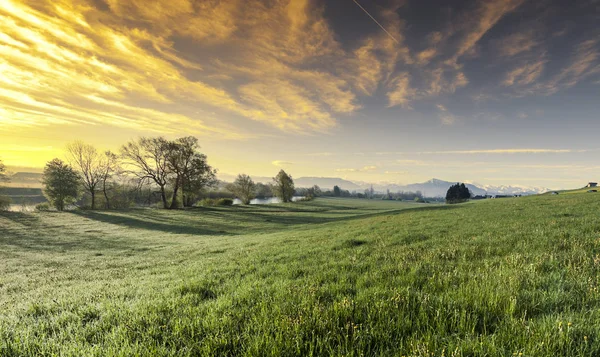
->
(0, 195), (11, 211)
(35, 202), (51, 211)
(216, 198), (233, 206)
(197, 198), (233, 207)
(198, 198), (216, 207)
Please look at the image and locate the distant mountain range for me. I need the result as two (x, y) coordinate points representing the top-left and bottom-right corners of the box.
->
(290, 177), (550, 197)
(3, 172), (44, 188)
(4, 172), (551, 197)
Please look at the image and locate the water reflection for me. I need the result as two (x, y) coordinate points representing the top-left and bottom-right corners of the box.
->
(232, 196), (304, 205)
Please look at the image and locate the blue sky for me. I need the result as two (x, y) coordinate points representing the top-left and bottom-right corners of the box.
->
(0, 0), (599, 188)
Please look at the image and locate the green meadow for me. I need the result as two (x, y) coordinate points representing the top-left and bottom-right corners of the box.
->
(1, 194), (600, 356)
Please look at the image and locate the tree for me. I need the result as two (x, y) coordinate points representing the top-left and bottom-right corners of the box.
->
(164, 137), (217, 209)
(255, 183), (273, 199)
(121, 137), (171, 209)
(0, 159), (10, 211)
(333, 185), (341, 197)
(0, 159), (8, 183)
(164, 137), (197, 209)
(306, 185), (321, 198)
(42, 159), (80, 211)
(121, 136), (216, 209)
(100, 151), (120, 209)
(227, 174), (256, 204)
(172, 138), (217, 208)
(446, 183), (471, 204)
(66, 141), (105, 209)
(273, 170), (295, 203)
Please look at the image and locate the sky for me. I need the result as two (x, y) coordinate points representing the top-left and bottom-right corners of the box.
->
(0, 0), (599, 189)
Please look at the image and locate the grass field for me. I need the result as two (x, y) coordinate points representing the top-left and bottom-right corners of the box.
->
(1, 195), (600, 356)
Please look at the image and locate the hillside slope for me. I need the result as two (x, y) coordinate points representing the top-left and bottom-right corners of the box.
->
(1, 195), (600, 356)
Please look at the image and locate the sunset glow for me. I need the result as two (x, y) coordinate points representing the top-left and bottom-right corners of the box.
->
(1, 0), (599, 188)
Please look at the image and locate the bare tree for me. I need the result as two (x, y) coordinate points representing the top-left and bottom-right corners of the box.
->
(121, 137), (171, 209)
(66, 141), (103, 209)
(100, 151), (120, 209)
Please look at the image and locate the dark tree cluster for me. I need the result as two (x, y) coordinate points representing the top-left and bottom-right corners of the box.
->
(446, 183), (471, 204)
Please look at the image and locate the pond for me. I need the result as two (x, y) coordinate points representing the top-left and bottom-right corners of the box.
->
(232, 196), (305, 205)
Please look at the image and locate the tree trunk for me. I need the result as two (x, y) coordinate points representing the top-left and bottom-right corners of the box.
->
(184, 193), (194, 208)
(103, 180), (110, 210)
(91, 190), (96, 210)
(160, 186), (168, 209)
(170, 181), (180, 209)
(181, 177), (187, 207)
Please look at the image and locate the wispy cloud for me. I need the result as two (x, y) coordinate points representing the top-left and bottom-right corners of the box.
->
(272, 160), (293, 167)
(434, 103), (460, 125)
(506, 38), (600, 96)
(453, 0), (526, 61)
(439, 114), (459, 125)
(384, 170), (408, 175)
(0, 0), (248, 138)
(307, 152), (335, 157)
(497, 30), (539, 57)
(503, 58), (547, 87)
(336, 165), (378, 173)
(396, 160), (428, 165)
(387, 73), (416, 108)
(0, 0), (366, 135)
(416, 149), (592, 155)
(545, 38), (600, 91)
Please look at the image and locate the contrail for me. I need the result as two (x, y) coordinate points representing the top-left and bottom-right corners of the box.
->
(352, 0), (400, 44)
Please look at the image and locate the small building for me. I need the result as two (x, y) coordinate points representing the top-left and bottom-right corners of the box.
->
(587, 182), (598, 188)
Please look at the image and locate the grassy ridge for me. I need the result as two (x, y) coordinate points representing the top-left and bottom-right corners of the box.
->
(1, 196), (599, 356)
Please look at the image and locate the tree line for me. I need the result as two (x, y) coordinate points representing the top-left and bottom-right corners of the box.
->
(31, 136), (302, 211)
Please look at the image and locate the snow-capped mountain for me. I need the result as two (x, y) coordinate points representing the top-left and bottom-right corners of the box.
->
(472, 184), (550, 196)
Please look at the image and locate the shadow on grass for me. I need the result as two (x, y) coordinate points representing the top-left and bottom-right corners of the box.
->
(0, 203), (460, 253)
(207, 204), (459, 226)
(0, 212), (151, 253)
(71, 211), (234, 236)
(74, 203), (460, 236)
(0, 211), (41, 228)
